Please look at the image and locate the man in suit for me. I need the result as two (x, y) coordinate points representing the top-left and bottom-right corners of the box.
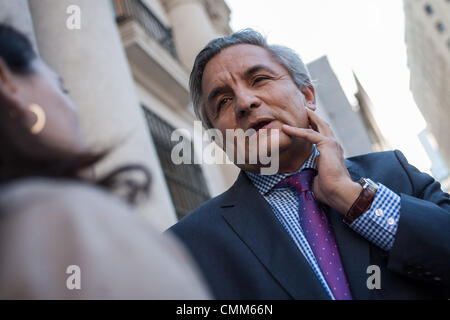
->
(168, 29), (450, 299)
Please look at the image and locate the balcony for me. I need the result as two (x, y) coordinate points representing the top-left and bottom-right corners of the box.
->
(113, 0), (190, 111)
(113, 0), (178, 59)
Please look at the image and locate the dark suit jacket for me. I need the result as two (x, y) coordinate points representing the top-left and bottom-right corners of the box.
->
(168, 150), (450, 299)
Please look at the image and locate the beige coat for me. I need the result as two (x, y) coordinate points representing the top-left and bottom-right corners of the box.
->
(0, 178), (211, 299)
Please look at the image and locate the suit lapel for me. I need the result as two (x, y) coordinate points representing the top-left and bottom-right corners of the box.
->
(220, 172), (330, 300)
(324, 160), (371, 299)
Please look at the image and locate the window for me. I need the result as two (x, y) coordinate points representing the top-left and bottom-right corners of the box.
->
(142, 106), (211, 220)
(436, 21), (445, 33)
(424, 4), (433, 15)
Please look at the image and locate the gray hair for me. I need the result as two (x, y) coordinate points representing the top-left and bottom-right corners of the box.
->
(189, 28), (313, 129)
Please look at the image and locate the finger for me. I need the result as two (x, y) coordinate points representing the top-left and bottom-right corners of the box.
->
(282, 125), (325, 144)
(305, 108), (333, 137)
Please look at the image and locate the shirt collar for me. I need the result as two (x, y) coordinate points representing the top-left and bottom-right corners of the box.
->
(245, 145), (319, 196)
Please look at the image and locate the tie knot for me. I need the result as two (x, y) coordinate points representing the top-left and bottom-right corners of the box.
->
(275, 168), (316, 194)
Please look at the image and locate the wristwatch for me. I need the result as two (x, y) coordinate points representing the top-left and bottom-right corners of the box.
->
(343, 178), (379, 224)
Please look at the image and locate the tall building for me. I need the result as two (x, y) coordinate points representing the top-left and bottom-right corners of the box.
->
(403, 0), (450, 168)
(353, 73), (390, 152)
(418, 129), (450, 191)
(307, 56), (387, 157)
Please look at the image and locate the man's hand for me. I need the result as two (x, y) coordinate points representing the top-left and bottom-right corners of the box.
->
(281, 108), (362, 215)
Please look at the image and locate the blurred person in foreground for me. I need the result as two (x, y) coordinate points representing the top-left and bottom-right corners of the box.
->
(0, 24), (210, 299)
(168, 29), (450, 299)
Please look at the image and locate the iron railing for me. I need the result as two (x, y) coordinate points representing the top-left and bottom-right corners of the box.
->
(113, 0), (178, 59)
(142, 106), (211, 220)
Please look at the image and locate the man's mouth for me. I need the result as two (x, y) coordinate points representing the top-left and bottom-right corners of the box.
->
(249, 119), (275, 132)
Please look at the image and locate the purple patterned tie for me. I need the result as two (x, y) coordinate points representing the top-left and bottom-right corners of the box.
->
(276, 168), (353, 300)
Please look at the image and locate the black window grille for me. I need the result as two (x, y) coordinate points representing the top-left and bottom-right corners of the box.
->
(142, 106), (210, 220)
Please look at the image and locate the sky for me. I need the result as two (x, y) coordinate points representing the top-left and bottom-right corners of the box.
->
(225, 0), (432, 173)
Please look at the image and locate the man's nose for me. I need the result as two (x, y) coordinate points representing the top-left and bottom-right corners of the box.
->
(235, 88), (261, 118)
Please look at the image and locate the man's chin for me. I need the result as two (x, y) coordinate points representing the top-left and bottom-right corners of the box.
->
(277, 132), (299, 153)
(235, 162), (279, 175)
(230, 143), (282, 175)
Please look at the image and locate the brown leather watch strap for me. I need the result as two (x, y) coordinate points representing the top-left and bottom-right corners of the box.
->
(344, 179), (377, 224)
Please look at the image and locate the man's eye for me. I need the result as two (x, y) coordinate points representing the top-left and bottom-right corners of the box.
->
(218, 97), (231, 109)
(253, 76), (269, 84)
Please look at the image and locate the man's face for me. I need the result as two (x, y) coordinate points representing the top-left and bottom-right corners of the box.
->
(201, 44), (315, 170)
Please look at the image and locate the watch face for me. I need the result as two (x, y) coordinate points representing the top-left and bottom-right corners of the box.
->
(360, 178), (378, 191)
(359, 178), (369, 188)
(366, 179), (379, 191)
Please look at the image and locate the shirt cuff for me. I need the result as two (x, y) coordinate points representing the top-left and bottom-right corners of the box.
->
(349, 183), (401, 251)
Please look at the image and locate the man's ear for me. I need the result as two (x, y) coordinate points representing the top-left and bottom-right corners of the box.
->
(301, 85), (316, 106)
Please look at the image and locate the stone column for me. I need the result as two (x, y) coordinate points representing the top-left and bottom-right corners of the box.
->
(162, 0), (219, 69)
(28, 0), (177, 231)
(0, 0), (36, 48)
